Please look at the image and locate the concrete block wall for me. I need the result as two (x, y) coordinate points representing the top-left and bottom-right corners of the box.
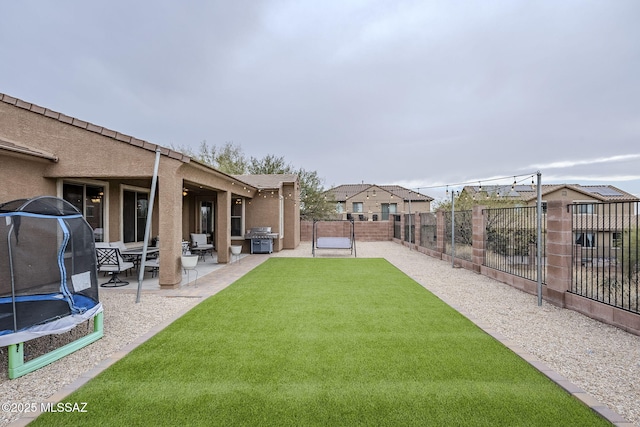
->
(301, 220), (393, 242)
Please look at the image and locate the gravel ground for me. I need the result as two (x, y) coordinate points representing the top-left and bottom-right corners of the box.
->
(1, 241), (639, 426)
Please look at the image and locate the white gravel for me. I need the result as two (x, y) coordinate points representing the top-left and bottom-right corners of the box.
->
(1, 241), (638, 426)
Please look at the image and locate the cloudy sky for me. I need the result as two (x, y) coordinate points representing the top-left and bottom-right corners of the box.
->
(2, 1), (639, 199)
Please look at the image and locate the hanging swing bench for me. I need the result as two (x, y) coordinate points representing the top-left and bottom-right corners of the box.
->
(312, 219), (356, 257)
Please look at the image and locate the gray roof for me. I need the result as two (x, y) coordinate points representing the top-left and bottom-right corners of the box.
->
(0, 92), (190, 163)
(462, 184), (639, 202)
(327, 184), (433, 202)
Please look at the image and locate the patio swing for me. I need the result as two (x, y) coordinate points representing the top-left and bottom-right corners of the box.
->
(0, 196), (103, 379)
(312, 219), (356, 257)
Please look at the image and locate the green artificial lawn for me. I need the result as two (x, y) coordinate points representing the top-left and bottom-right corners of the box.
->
(34, 258), (610, 426)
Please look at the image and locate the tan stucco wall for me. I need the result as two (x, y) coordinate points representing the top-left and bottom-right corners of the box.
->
(1, 97), (300, 287)
(0, 154), (56, 203)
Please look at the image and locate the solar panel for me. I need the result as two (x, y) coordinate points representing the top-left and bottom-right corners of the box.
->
(582, 186), (622, 197)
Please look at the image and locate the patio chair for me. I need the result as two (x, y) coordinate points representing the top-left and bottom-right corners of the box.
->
(96, 246), (135, 287)
(181, 254), (199, 286)
(190, 233), (214, 260)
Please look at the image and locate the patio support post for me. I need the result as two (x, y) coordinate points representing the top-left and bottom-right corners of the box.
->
(216, 190), (231, 263)
(158, 166), (183, 288)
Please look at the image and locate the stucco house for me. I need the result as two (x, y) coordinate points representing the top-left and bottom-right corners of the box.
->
(461, 183), (638, 210)
(326, 184), (433, 221)
(461, 183), (639, 257)
(0, 92), (300, 288)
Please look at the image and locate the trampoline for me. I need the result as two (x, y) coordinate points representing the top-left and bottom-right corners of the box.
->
(0, 196), (103, 379)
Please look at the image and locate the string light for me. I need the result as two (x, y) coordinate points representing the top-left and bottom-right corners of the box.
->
(407, 172), (539, 198)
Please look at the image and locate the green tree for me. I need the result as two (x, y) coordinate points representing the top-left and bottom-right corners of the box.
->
(176, 141), (335, 219)
(620, 228), (639, 281)
(434, 189), (519, 212)
(298, 169), (336, 220)
(248, 154), (293, 175)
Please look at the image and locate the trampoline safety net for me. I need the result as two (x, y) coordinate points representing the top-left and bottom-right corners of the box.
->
(0, 196), (100, 342)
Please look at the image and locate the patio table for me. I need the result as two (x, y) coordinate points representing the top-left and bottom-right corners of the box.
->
(122, 247), (160, 271)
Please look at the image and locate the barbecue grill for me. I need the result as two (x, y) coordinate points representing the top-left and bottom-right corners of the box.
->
(245, 227), (278, 254)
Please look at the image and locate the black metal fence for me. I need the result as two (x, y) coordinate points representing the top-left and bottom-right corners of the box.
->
(443, 210), (473, 260)
(419, 212), (437, 250)
(393, 215), (401, 239)
(484, 206), (546, 283)
(403, 214), (415, 243)
(571, 201), (639, 313)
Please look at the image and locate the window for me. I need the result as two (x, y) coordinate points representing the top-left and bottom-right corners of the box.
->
(612, 232), (622, 247)
(63, 182), (105, 241)
(123, 189), (149, 244)
(575, 232), (595, 247)
(200, 201), (213, 235)
(575, 203), (594, 214)
(381, 203), (397, 221)
(352, 202), (363, 213)
(231, 198), (243, 237)
(336, 202), (344, 213)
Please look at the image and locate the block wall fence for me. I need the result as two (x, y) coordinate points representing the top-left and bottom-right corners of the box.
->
(301, 200), (640, 336)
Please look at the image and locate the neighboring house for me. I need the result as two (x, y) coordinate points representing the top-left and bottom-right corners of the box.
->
(326, 184), (434, 221)
(461, 183), (639, 256)
(461, 183), (639, 211)
(0, 92), (300, 288)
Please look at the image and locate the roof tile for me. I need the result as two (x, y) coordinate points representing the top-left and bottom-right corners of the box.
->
(30, 104), (45, 115)
(58, 114), (73, 124)
(1, 91), (191, 165)
(72, 118), (88, 129)
(115, 133), (131, 143)
(16, 99), (31, 110)
(129, 137), (145, 147)
(101, 128), (117, 138)
(1, 95), (17, 105)
(44, 109), (59, 119)
(86, 123), (102, 133)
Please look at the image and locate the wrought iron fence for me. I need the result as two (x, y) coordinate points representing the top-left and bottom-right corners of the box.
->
(571, 201), (639, 314)
(419, 212), (437, 250)
(404, 214), (415, 243)
(484, 206), (546, 283)
(393, 215), (401, 239)
(443, 210), (473, 260)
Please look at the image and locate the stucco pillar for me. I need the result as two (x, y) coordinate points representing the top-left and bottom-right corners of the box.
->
(545, 200), (573, 307)
(216, 190), (231, 263)
(472, 205), (486, 267)
(414, 213), (421, 247)
(158, 170), (183, 288)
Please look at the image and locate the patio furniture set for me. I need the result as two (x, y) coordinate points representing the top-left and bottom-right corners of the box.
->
(95, 234), (215, 287)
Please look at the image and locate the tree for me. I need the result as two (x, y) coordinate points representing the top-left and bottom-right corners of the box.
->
(175, 141), (335, 219)
(172, 140), (248, 174)
(434, 188), (519, 212)
(298, 169), (336, 220)
(248, 154), (293, 175)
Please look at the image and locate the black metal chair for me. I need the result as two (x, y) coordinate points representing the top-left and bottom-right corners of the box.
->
(96, 247), (135, 287)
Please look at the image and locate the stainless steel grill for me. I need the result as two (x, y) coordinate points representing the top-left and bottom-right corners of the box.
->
(245, 227), (277, 253)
